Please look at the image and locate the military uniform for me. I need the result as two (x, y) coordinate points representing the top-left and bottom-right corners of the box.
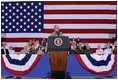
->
(69, 49), (78, 54)
(29, 49), (36, 54)
(78, 50), (84, 54)
(84, 49), (93, 54)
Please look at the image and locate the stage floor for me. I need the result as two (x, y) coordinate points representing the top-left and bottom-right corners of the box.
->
(1, 75), (117, 79)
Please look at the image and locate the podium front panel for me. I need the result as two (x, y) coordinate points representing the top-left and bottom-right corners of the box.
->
(48, 36), (69, 51)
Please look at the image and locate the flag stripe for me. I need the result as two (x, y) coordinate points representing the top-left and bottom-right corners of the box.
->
(44, 14), (116, 19)
(44, 5), (116, 10)
(44, 1), (117, 5)
(44, 24), (116, 29)
(44, 19), (116, 24)
(44, 29), (116, 33)
(44, 10), (117, 14)
(2, 38), (115, 43)
(1, 33), (116, 39)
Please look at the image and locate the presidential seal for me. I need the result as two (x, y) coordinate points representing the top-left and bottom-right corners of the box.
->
(54, 38), (63, 46)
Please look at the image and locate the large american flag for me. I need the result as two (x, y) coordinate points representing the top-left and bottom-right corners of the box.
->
(1, 1), (117, 52)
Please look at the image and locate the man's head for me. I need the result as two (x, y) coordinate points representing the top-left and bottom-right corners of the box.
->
(9, 46), (13, 50)
(86, 45), (90, 50)
(97, 45), (101, 49)
(106, 44), (110, 49)
(114, 40), (117, 45)
(54, 25), (59, 32)
(2, 43), (6, 49)
(77, 37), (80, 41)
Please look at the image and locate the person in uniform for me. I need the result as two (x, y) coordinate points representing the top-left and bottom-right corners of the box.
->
(29, 45), (36, 54)
(96, 45), (104, 54)
(69, 44), (78, 54)
(78, 44), (84, 54)
(50, 25), (64, 36)
(84, 45), (93, 54)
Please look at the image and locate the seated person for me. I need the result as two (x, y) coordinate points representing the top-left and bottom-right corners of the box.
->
(69, 44), (78, 54)
(96, 45), (104, 54)
(84, 45), (93, 54)
(21, 46), (30, 54)
(112, 41), (117, 50)
(82, 41), (86, 50)
(35, 40), (40, 49)
(72, 37), (76, 44)
(104, 44), (112, 54)
(78, 45), (84, 54)
(27, 43), (31, 50)
(30, 45), (36, 54)
(29, 39), (34, 47)
(36, 46), (43, 54)
(77, 42), (82, 50)
(76, 37), (81, 44)
(112, 41), (117, 54)
(1, 43), (9, 54)
(43, 47), (49, 54)
(107, 42), (112, 48)
(8, 46), (15, 54)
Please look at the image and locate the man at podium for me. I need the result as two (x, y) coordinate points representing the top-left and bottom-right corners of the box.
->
(50, 25), (64, 36)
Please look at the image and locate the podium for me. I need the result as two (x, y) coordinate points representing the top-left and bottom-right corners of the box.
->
(48, 36), (69, 78)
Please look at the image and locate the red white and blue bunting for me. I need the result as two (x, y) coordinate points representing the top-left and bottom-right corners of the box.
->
(75, 54), (117, 75)
(1, 54), (41, 75)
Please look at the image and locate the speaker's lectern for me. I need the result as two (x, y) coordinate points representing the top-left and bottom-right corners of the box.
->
(48, 36), (69, 78)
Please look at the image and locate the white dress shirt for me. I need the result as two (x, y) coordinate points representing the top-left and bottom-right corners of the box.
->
(9, 49), (15, 54)
(96, 48), (104, 54)
(104, 48), (112, 54)
(3, 48), (7, 55)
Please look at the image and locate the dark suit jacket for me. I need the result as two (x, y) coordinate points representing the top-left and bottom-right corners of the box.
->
(1, 48), (9, 54)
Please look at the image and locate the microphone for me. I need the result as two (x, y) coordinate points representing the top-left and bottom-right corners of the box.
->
(56, 32), (60, 36)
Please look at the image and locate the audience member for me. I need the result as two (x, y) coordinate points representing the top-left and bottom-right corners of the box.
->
(69, 44), (78, 54)
(107, 42), (112, 48)
(8, 46), (15, 54)
(43, 47), (49, 54)
(1, 43), (9, 54)
(33, 39), (36, 44)
(21, 46), (30, 54)
(84, 45), (93, 54)
(78, 44), (84, 54)
(82, 41), (87, 50)
(77, 42), (82, 50)
(36, 47), (43, 54)
(112, 41), (117, 51)
(112, 41), (117, 54)
(104, 44), (112, 54)
(96, 45), (104, 54)
(35, 40), (40, 49)
(69, 41), (72, 47)
(30, 45), (36, 54)
(72, 37), (76, 44)
(42, 38), (46, 46)
(76, 37), (81, 44)
(29, 39), (34, 47)
(2, 38), (116, 55)
(27, 43), (31, 50)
